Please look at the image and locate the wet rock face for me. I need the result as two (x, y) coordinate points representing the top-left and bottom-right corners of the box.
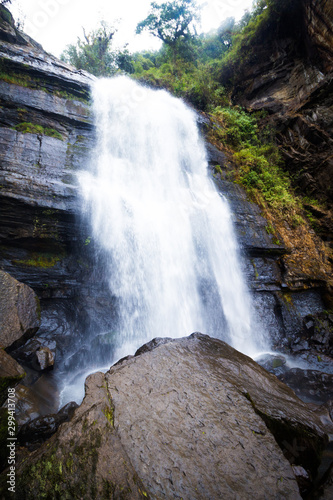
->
(0, 3), (95, 301)
(279, 368), (333, 403)
(0, 270), (40, 349)
(301, 312), (333, 356)
(306, 0), (333, 72)
(207, 151), (326, 348)
(0, 6), (110, 385)
(9, 334), (331, 499)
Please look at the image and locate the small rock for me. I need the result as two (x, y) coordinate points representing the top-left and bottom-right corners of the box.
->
(292, 465), (311, 495)
(305, 320), (314, 331)
(11, 338), (56, 372)
(34, 346), (54, 371)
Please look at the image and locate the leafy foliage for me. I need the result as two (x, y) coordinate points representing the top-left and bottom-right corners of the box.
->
(61, 22), (118, 77)
(13, 122), (64, 140)
(209, 107), (299, 213)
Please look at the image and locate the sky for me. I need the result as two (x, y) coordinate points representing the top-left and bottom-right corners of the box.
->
(9, 0), (254, 57)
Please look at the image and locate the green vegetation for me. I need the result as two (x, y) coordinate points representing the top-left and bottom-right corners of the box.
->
(136, 0), (200, 53)
(0, 70), (33, 88)
(13, 252), (64, 268)
(60, 1), (299, 113)
(61, 21), (118, 77)
(103, 405), (114, 427)
(208, 106), (300, 216)
(13, 122), (63, 140)
(61, 21), (134, 77)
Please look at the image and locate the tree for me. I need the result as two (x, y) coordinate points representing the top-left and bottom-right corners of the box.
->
(115, 47), (135, 74)
(136, 0), (200, 50)
(217, 17), (235, 49)
(61, 22), (117, 77)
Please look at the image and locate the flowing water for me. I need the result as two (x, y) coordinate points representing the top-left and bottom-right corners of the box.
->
(61, 76), (268, 404)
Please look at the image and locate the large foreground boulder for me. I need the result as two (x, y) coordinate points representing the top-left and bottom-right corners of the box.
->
(3, 333), (330, 499)
(0, 270), (40, 349)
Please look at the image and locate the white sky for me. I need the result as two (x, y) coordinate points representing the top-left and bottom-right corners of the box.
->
(10, 0), (254, 57)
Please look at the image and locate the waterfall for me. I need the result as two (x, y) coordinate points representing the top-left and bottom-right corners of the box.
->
(64, 76), (267, 403)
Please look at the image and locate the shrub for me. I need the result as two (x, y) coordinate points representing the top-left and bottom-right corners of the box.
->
(209, 106), (301, 214)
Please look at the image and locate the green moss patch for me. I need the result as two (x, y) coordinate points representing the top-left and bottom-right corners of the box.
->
(13, 122), (64, 141)
(13, 252), (65, 269)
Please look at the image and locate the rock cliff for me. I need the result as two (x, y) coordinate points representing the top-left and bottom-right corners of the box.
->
(0, 5), (93, 299)
(0, 6), (118, 375)
(224, 0), (333, 250)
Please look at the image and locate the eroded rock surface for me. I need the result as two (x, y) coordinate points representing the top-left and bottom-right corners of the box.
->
(0, 270), (40, 348)
(8, 334), (331, 499)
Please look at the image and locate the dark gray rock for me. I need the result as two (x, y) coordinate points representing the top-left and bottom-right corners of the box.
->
(301, 312), (333, 357)
(292, 465), (312, 496)
(8, 334), (331, 499)
(11, 337), (56, 372)
(279, 368), (333, 404)
(216, 179), (286, 257)
(18, 401), (78, 449)
(205, 141), (227, 167)
(319, 466), (333, 499)
(13, 376), (59, 427)
(256, 353), (288, 377)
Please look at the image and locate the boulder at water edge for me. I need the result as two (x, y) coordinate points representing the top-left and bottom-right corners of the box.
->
(0, 270), (40, 349)
(5, 333), (331, 499)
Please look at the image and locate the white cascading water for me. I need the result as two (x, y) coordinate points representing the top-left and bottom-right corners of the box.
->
(76, 76), (267, 379)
